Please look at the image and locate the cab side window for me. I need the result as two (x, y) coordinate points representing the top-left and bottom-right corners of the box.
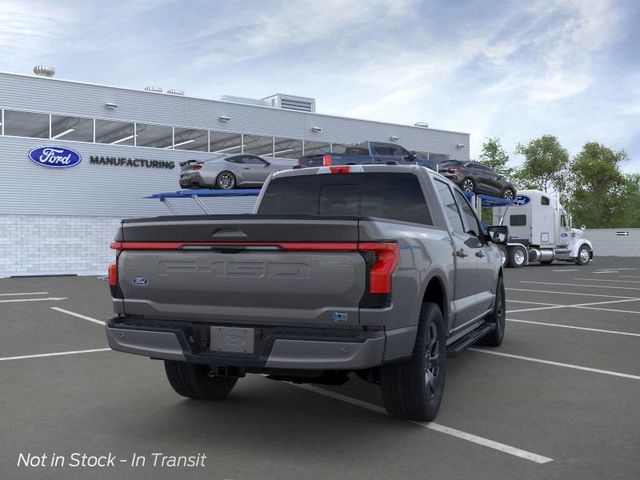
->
(454, 190), (482, 237)
(434, 180), (465, 233)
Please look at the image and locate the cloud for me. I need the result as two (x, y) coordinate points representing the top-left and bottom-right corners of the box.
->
(0, 1), (75, 65)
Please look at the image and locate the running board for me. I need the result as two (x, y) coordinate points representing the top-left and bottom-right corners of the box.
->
(447, 323), (495, 356)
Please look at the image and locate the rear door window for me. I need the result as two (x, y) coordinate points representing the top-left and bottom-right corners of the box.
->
(258, 173), (432, 225)
(433, 180), (465, 233)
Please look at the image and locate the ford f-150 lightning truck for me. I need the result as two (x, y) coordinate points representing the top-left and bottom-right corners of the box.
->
(106, 165), (507, 421)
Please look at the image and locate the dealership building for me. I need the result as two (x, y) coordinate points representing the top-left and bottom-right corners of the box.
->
(0, 68), (470, 278)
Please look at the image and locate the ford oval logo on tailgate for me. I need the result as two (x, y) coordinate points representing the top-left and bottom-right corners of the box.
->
(28, 146), (82, 168)
(131, 277), (149, 286)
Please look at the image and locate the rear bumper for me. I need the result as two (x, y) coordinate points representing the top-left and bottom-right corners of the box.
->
(105, 317), (394, 371)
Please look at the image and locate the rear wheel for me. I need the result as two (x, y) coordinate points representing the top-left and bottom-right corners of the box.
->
(507, 246), (526, 268)
(215, 171), (236, 189)
(380, 303), (446, 421)
(461, 178), (475, 192)
(164, 361), (237, 400)
(478, 276), (506, 347)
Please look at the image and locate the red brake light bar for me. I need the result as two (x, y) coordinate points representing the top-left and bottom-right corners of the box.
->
(330, 166), (350, 174)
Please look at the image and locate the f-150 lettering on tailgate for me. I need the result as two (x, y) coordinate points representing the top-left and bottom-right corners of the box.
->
(157, 260), (310, 279)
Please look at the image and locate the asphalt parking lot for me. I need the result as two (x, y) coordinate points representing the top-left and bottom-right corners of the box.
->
(1, 257), (639, 480)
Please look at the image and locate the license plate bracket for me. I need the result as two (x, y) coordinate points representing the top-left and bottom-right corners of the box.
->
(210, 326), (255, 354)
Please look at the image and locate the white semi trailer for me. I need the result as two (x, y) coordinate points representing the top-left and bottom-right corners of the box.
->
(491, 190), (593, 268)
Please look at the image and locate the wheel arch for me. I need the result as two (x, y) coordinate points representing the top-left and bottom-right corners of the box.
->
(421, 274), (450, 332)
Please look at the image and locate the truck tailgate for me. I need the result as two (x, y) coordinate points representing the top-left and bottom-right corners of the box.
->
(113, 216), (366, 327)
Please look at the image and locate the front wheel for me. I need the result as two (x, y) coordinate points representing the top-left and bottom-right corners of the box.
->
(164, 361), (238, 400)
(380, 303), (446, 422)
(507, 246), (526, 268)
(576, 245), (591, 265)
(502, 187), (515, 200)
(215, 171), (236, 189)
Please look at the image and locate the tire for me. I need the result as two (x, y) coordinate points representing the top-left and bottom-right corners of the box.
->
(507, 246), (526, 268)
(576, 245), (591, 266)
(461, 177), (475, 193)
(477, 276), (506, 347)
(502, 187), (515, 200)
(380, 303), (446, 422)
(215, 171), (236, 190)
(498, 245), (508, 267)
(164, 361), (237, 400)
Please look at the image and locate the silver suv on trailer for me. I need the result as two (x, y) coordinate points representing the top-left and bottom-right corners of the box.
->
(106, 165), (508, 421)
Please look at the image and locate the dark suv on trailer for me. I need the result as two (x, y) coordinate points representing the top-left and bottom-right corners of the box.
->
(439, 160), (516, 199)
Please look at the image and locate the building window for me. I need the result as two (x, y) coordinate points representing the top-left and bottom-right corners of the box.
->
(4, 110), (49, 138)
(210, 131), (243, 154)
(135, 123), (172, 148)
(95, 119), (135, 145)
(173, 127), (208, 151)
(273, 137), (303, 159)
(51, 115), (93, 142)
(304, 140), (330, 156)
(244, 134), (274, 156)
(331, 143), (348, 154)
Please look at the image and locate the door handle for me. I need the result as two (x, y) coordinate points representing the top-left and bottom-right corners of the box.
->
(455, 249), (468, 258)
(475, 250), (485, 258)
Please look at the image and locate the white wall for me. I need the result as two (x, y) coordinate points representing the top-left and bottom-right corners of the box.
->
(586, 228), (640, 257)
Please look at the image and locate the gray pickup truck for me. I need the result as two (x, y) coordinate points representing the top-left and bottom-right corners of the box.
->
(106, 165), (508, 421)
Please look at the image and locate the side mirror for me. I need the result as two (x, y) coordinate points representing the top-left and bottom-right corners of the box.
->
(486, 225), (508, 244)
(581, 225), (586, 231)
(405, 151), (416, 161)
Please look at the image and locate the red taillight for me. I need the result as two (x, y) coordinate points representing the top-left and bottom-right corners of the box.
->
(330, 166), (350, 174)
(359, 243), (400, 294)
(322, 153), (332, 166)
(108, 261), (118, 286)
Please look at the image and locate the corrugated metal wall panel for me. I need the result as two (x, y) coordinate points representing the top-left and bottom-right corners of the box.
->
(585, 228), (640, 257)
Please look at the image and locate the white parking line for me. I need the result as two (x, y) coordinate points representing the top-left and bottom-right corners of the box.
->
(469, 349), (640, 381)
(507, 298), (640, 314)
(291, 383), (553, 464)
(507, 318), (640, 337)
(506, 300), (559, 306)
(520, 281), (640, 291)
(0, 348), (111, 362)
(575, 306), (640, 315)
(552, 269), (578, 272)
(506, 288), (639, 300)
(0, 297), (67, 304)
(621, 275), (640, 279)
(51, 307), (106, 326)
(0, 291), (49, 296)
(573, 278), (640, 284)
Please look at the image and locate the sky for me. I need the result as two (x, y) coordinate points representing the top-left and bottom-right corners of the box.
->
(1, 0), (639, 171)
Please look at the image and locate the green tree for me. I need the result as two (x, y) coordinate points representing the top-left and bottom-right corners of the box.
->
(567, 142), (629, 228)
(478, 137), (514, 177)
(515, 135), (569, 193)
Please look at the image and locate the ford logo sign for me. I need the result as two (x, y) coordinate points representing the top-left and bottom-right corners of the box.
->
(131, 277), (149, 287)
(513, 195), (530, 206)
(28, 146), (82, 168)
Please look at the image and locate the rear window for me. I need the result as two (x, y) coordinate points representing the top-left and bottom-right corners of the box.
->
(258, 173), (432, 225)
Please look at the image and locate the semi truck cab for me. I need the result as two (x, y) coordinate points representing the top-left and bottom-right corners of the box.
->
(493, 190), (593, 267)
